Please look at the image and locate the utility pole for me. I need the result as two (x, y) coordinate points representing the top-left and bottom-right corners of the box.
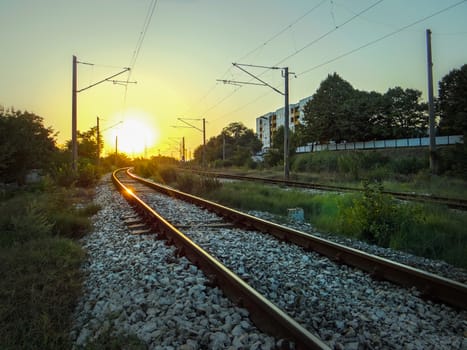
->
(283, 67), (290, 180)
(219, 63), (293, 179)
(96, 116), (100, 167)
(426, 29), (437, 175)
(222, 132), (226, 161)
(182, 137), (185, 162)
(72, 55), (78, 171)
(202, 118), (206, 168)
(71, 55), (130, 172)
(173, 118), (206, 167)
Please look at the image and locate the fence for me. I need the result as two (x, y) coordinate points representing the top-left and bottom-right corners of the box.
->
(296, 135), (463, 153)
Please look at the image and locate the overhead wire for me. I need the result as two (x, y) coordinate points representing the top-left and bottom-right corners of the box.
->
(122, 0), (159, 108)
(212, 0), (467, 124)
(129, 0), (158, 74)
(190, 0), (327, 117)
(272, 0), (385, 67)
(296, 0), (467, 77)
(207, 0), (385, 122)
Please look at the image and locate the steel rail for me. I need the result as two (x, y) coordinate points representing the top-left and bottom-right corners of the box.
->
(126, 169), (467, 310)
(183, 169), (467, 210)
(112, 168), (330, 350)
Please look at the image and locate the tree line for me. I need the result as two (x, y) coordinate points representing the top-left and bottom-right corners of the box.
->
(193, 63), (466, 168)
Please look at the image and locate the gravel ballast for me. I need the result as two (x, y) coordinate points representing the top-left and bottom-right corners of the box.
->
(72, 175), (467, 349)
(138, 183), (467, 350)
(71, 178), (276, 349)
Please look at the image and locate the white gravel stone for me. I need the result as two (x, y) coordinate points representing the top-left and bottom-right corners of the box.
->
(70, 176), (276, 349)
(137, 181), (467, 350)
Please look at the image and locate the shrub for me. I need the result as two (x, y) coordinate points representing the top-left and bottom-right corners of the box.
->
(175, 174), (194, 193)
(390, 156), (427, 175)
(158, 166), (177, 184)
(339, 181), (400, 246)
(52, 212), (91, 239)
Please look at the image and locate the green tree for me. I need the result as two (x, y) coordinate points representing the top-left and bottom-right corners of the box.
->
(194, 122), (261, 166)
(340, 90), (383, 142)
(438, 64), (467, 136)
(0, 110), (57, 183)
(302, 73), (355, 143)
(65, 126), (102, 161)
(377, 87), (427, 138)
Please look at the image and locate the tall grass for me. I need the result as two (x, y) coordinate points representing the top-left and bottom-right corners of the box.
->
(291, 149), (467, 199)
(0, 183), (96, 349)
(202, 181), (467, 269)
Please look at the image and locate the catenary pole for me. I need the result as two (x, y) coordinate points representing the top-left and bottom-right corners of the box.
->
(426, 29), (437, 174)
(71, 55), (129, 171)
(203, 118), (206, 168)
(284, 67), (290, 180)
(225, 63), (292, 180)
(72, 55), (78, 171)
(96, 116), (100, 167)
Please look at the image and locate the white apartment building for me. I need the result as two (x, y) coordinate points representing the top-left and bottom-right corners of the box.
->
(256, 95), (312, 151)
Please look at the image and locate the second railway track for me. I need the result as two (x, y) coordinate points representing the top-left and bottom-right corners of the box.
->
(111, 168), (466, 349)
(183, 169), (467, 210)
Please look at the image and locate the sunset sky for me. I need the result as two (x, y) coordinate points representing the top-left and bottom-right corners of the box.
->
(1, 0), (466, 158)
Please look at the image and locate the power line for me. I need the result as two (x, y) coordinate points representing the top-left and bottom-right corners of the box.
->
(194, 0), (327, 117)
(297, 0), (467, 77)
(202, 0), (384, 119)
(235, 0), (328, 64)
(273, 0), (385, 66)
(210, 0), (467, 123)
(129, 0), (158, 73)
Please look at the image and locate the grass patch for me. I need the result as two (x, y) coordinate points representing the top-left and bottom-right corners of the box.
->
(0, 184), (97, 349)
(0, 238), (84, 350)
(201, 181), (467, 269)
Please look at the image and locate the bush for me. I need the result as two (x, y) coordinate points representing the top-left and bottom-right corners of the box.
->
(390, 156), (427, 175)
(175, 174), (194, 193)
(158, 166), (177, 184)
(76, 162), (100, 187)
(339, 181), (400, 246)
(0, 238), (84, 350)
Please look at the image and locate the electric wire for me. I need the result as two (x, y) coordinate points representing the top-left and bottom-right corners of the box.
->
(191, 0), (327, 117)
(273, 0), (385, 67)
(129, 0), (158, 74)
(297, 0), (467, 77)
(208, 0), (466, 123)
(122, 0), (158, 111)
(201, 0), (384, 119)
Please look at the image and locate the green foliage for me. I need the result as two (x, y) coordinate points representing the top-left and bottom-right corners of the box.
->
(291, 149), (430, 182)
(0, 237), (84, 350)
(175, 174), (221, 195)
(301, 73), (427, 144)
(438, 64), (467, 136)
(438, 141), (467, 179)
(339, 182), (400, 246)
(158, 166), (177, 184)
(193, 122), (262, 166)
(76, 161), (100, 187)
(303, 73), (355, 143)
(0, 184), (99, 349)
(0, 110), (57, 184)
(203, 179), (466, 268)
(0, 198), (53, 246)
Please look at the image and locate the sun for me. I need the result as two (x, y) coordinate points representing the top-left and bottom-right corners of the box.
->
(109, 117), (159, 157)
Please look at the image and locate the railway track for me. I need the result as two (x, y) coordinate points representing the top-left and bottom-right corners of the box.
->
(183, 169), (467, 210)
(112, 168), (467, 349)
